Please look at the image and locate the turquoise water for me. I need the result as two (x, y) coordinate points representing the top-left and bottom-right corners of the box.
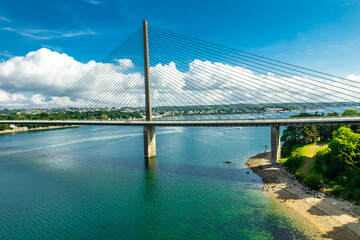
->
(0, 126), (313, 239)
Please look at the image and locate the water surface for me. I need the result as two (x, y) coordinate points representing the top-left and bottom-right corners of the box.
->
(0, 126), (314, 239)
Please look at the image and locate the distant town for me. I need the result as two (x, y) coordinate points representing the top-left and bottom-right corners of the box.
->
(0, 102), (353, 120)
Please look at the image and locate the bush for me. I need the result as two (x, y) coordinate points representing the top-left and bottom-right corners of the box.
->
(337, 175), (348, 185)
(294, 171), (306, 181)
(0, 124), (11, 131)
(349, 167), (360, 189)
(303, 175), (323, 190)
(314, 148), (330, 172)
(352, 201), (358, 205)
(329, 181), (337, 188)
(283, 154), (305, 173)
(281, 142), (296, 158)
(353, 189), (360, 202)
(325, 162), (344, 179)
(344, 190), (353, 200)
(326, 185), (345, 197)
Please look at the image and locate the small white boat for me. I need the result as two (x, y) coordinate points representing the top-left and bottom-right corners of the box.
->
(224, 130), (228, 133)
(237, 127), (242, 130)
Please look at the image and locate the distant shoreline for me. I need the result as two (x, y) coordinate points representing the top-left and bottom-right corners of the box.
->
(0, 125), (79, 134)
(247, 152), (360, 240)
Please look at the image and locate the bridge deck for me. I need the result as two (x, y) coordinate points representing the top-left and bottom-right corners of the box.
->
(1, 116), (360, 127)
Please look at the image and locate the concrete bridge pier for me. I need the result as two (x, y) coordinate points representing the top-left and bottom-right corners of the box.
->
(144, 126), (156, 158)
(271, 126), (281, 164)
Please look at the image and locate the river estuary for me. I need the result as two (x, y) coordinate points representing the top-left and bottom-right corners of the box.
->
(0, 125), (316, 239)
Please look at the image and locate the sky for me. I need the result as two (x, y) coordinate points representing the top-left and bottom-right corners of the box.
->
(0, 0), (360, 108)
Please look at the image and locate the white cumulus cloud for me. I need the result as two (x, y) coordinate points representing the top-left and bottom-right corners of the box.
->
(116, 59), (134, 71)
(0, 48), (96, 95)
(0, 89), (27, 107)
(31, 94), (46, 105)
(1, 48), (360, 109)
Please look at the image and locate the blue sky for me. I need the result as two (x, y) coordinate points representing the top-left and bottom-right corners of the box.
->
(1, 0), (360, 108)
(0, 0), (360, 75)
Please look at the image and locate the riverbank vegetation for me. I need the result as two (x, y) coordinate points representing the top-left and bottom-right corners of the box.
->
(280, 109), (360, 204)
(279, 143), (324, 189)
(0, 124), (12, 131)
(0, 109), (143, 130)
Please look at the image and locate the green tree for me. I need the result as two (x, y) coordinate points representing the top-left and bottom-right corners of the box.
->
(301, 126), (319, 143)
(342, 109), (359, 116)
(329, 126), (360, 168)
(281, 126), (301, 143)
(100, 114), (108, 120)
(303, 175), (323, 190)
(327, 112), (340, 117)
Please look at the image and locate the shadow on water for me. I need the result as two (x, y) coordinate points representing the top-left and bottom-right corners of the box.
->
(140, 157), (160, 229)
(145, 157), (157, 172)
(143, 157), (158, 200)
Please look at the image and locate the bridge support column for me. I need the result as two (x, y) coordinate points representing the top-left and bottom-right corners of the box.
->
(144, 126), (156, 158)
(271, 126), (281, 164)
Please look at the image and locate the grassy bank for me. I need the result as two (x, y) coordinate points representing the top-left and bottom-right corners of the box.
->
(280, 139), (360, 205)
(279, 142), (326, 182)
(308, 145), (329, 176)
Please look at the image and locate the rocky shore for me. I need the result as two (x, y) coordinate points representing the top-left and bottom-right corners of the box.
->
(247, 152), (360, 240)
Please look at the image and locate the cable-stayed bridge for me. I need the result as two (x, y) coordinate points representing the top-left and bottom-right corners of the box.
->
(2, 20), (360, 161)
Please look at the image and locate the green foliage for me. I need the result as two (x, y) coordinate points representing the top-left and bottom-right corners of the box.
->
(282, 111), (359, 145)
(294, 171), (306, 181)
(0, 124), (12, 131)
(281, 126), (302, 144)
(353, 189), (360, 202)
(301, 126), (319, 143)
(314, 147), (331, 173)
(312, 126), (360, 201)
(151, 103), (326, 115)
(342, 109), (359, 116)
(328, 181), (337, 187)
(303, 175), (323, 190)
(281, 124), (321, 157)
(283, 153), (306, 173)
(349, 167), (360, 189)
(337, 175), (348, 185)
(0, 109), (19, 115)
(318, 126), (340, 141)
(329, 126), (360, 168)
(0, 109), (143, 130)
(101, 114), (108, 120)
(281, 141), (300, 158)
(282, 114), (360, 202)
(327, 112), (340, 117)
(281, 125), (319, 146)
(326, 185), (345, 197)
